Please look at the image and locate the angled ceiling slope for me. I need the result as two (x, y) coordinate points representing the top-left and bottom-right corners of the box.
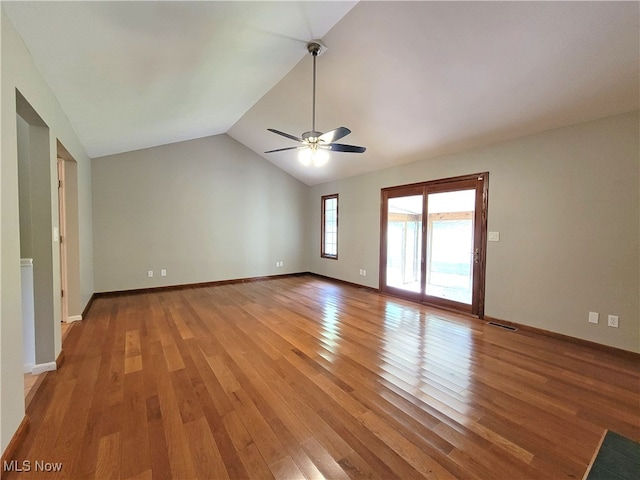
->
(5, 2), (639, 186)
(3, 1), (357, 158)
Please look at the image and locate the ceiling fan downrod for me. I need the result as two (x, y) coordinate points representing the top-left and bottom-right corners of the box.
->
(307, 41), (324, 141)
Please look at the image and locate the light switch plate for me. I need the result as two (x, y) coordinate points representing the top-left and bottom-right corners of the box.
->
(588, 311), (599, 324)
(488, 231), (500, 242)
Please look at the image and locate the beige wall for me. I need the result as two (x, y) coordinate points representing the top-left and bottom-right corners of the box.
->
(308, 111), (640, 353)
(1, 10), (94, 452)
(92, 134), (309, 292)
(17, 115), (32, 257)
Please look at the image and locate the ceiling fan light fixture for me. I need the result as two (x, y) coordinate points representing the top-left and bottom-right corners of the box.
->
(298, 146), (329, 167)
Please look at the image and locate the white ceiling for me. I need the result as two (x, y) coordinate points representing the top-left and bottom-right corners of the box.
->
(4, 1), (639, 186)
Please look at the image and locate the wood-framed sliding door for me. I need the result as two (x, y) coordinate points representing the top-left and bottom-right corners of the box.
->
(380, 173), (488, 317)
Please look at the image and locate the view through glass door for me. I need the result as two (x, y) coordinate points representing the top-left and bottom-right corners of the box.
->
(380, 174), (488, 316)
(386, 192), (423, 295)
(425, 189), (475, 304)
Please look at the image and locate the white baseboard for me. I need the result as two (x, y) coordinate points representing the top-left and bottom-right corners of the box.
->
(23, 363), (34, 374)
(65, 315), (82, 323)
(31, 361), (57, 375)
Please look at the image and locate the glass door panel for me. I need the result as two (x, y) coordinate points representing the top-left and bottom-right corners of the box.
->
(385, 194), (423, 293)
(425, 190), (475, 304)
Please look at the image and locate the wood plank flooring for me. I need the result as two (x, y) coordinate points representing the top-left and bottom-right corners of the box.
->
(24, 322), (73, 405)
(5, 275), (639, 479)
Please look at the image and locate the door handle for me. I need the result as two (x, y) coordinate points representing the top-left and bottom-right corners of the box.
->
(473, 248), (480, 264)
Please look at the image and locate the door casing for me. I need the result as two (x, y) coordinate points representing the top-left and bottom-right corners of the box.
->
(380, 172), (489, 317)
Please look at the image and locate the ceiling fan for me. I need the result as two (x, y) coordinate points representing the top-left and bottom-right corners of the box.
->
(265, 40), (366, 167)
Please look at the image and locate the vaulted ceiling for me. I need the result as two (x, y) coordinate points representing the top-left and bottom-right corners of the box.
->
(4, 1), (638, 185)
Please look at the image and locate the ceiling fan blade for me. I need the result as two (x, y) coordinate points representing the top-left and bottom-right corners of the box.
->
(267, 128), (303, 143)
(264, 146), (306, 154)
(319, 127), (351, 144)
(327, 143), (366, 153)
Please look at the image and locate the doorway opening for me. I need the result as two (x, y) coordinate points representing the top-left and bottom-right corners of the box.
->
(56, 141), (81, 329)
(380, 173), (488, 317)
(16, 90), (56, 375)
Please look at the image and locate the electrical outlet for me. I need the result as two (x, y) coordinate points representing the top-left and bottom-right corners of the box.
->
(161, 269), (167, 277)
(147, 270), (153, 278)
(276, 261), (284, 267)
(362, 269), (366, 276)
(588, 311), (599, 324)
(607, 315), (619, 328)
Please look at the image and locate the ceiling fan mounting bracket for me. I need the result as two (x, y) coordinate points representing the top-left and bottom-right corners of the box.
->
(306, 40), (326, 56)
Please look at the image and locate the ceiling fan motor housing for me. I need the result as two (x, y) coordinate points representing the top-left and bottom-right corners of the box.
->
(302, 130), (323, 141)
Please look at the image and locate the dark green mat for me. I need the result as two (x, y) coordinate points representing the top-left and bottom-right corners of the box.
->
(584, 430), (640, 480)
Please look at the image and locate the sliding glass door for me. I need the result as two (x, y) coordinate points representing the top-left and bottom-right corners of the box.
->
(380, 174), (488, 316)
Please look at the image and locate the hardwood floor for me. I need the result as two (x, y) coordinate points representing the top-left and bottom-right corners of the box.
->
(6, 275), (639, 479)
(23, 322), (73, 405)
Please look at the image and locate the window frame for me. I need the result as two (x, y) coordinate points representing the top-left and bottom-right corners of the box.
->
(321, 194), (339, 259)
